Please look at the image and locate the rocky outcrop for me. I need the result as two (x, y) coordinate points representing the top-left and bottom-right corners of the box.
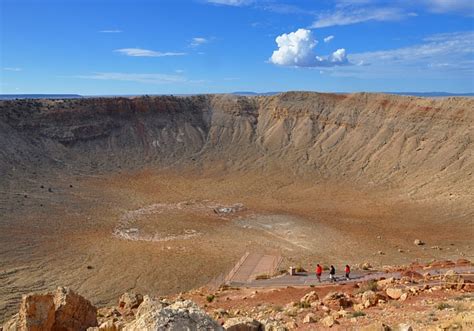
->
(52, 287), (98, 330)
(322, 292), (353, 309)
(3, 287), (97, 331)
(2, 289), (223, 331)
(122, 297), (222, 330)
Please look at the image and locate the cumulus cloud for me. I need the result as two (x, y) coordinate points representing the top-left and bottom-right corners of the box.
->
(324, 35), (335, 43)
(114, 48), (186, 57)
(269, 29), (349, 67)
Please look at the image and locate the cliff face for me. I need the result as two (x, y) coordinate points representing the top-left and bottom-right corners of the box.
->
(0, 92), (472, 199)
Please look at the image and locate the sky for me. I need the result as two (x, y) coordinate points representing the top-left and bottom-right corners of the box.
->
(1, 0), (473, 95)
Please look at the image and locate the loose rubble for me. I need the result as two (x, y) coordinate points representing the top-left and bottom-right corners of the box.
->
(2, 260), (473, 330)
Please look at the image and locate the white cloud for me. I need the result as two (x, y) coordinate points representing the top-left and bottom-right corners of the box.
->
(206, 0), (252, 6)
(330, 31), (474, 78)
(312, 7), (407, 28)
(3, 67), (22, 71)
(75, 72), (188, 84)
(423, 0), (474, 14)
(324, 35), (335, 43)
(269, 29), (350, 68)
(190, 37), (209, 47)
(114, 48), (186, 57)
(99, 29), (122, 33)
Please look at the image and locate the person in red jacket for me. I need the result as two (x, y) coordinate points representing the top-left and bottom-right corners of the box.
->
(345, 264), (351, 280)
(316, 264), (323, 282)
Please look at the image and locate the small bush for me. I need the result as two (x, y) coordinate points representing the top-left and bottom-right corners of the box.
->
(255, 274), (270, 280)
(355, 280), (378, 294)
(454, 294), (472, 301)
(273, 305), (284, 312)
(206, 294), (215, 303)
(296, 266), (306, 273)
(436, 303), (452, 310)
(352, 311), (366, 318)
(297, 301), (311, 309)
(454, 303), (467, 313)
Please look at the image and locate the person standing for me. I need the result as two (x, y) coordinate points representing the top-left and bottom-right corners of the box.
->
(345, 264), (351, 280)
(329, 265), (336, 282)
(316, 264), (323, 282)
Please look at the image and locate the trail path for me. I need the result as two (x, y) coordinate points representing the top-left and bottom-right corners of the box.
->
(227, 252), (283, 283)
(230, 265), (474, 288)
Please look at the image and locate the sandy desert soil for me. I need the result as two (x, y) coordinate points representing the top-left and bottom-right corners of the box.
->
(0, 93), (473, 323)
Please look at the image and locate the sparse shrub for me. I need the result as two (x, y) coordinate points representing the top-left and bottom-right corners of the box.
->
(219, 284), (230, 291)
(355, 279), (378, 294)
(436, 302), (452, 310)
(297, 301), (311, 309)
(454, 303), (467, 313)
(206, 294), (215, 303)
(296, 266), (306, 273)
(390, 301), (401, 308)
(255, 274), (270, 280)
(454, 294), (472, 301)
(352, 311), (366, 318)
(273, 305), (283, 312)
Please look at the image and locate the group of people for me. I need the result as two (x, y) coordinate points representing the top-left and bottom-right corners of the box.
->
(315, 264), (351, 282)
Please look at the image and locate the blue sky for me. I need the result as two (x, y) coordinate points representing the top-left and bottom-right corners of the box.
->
(1, 0), (473, 94)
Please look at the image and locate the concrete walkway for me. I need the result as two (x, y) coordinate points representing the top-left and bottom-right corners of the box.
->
(230, 265), (474, 288)
(228, 252), (283, 283)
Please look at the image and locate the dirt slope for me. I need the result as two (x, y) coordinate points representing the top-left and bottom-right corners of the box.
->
(1, 92), (472, 201)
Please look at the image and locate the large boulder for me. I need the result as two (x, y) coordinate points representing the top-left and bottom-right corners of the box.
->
(376, 278), (395, 289)
(18, 293), (56, 331)
(223, 317), (262, 331)
(322, 292), (352, 309)
(123, 297), (222, 330)
(300, 291), (318, 304)
(361, 290), (378, 308)
(2, 287), (97, 331)
(386, 287), (405, 300)
(52, 287), (98, 330)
